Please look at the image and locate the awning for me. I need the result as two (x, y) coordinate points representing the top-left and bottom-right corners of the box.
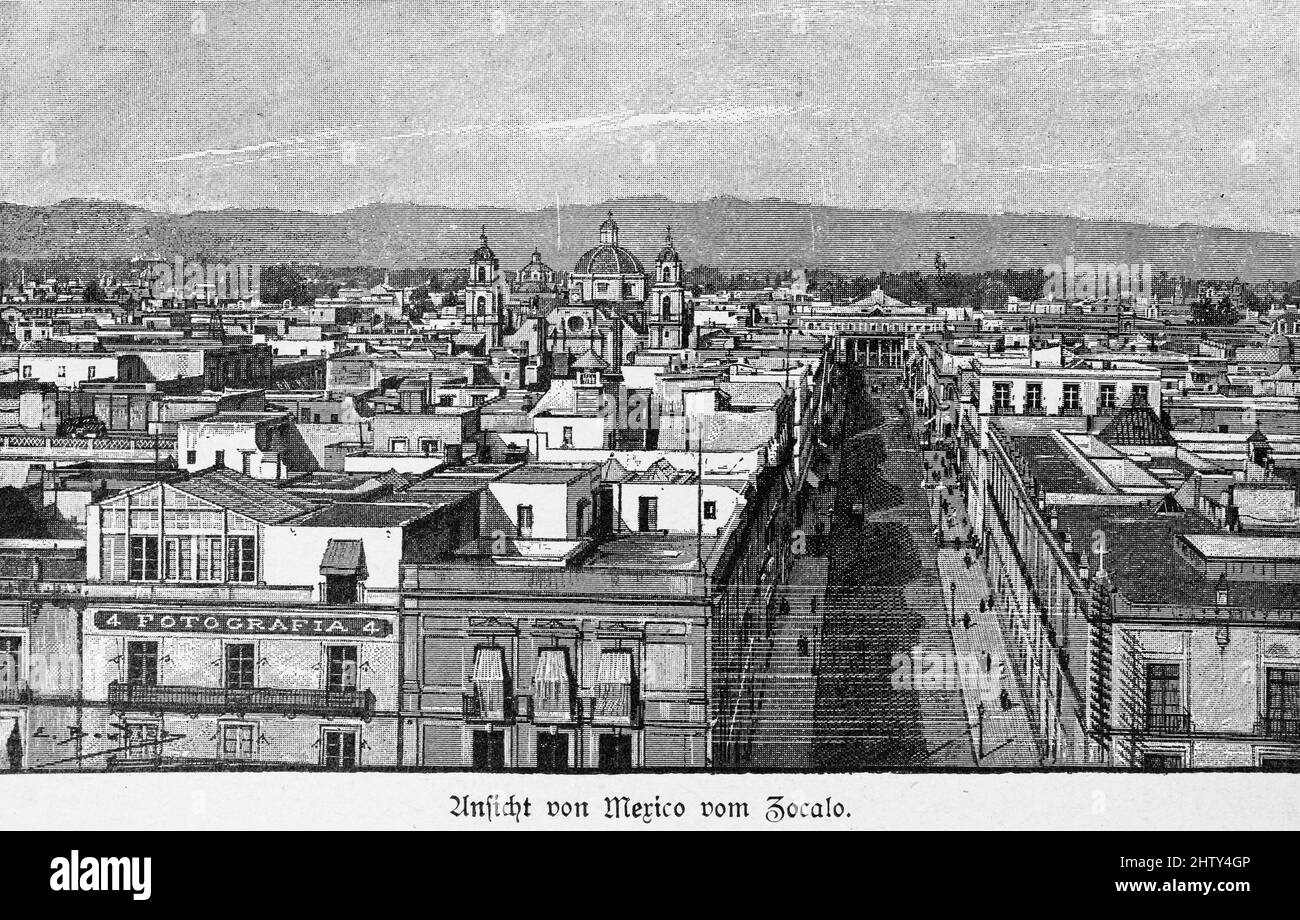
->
(533, 648), (572, 720)
(472, 646), (506, 684)
(594, 649), (633, 721)
(595, 649), (632, 684)
(320, 539), (368, 578)
(471, 646), (507, 720)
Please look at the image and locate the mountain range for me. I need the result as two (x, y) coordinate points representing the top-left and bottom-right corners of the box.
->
(1, 196), (1298, 280)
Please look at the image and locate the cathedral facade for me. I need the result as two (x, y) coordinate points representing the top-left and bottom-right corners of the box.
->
(463, 212), (690, 372)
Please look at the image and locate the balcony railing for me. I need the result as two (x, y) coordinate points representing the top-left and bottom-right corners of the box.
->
(584, 696), (644, 728)
(1057, 406), (1083, 417)
(991, 404), (1016, 415)
(1145, 708), (1191, 733)
(462, 690), (514, 724)
(107, 681), (375, 719)
(1023, 405), (1046, 416)
(1259, 715), (1300, 739)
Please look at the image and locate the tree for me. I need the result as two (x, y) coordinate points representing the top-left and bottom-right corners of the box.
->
(82, 279), (105, 303)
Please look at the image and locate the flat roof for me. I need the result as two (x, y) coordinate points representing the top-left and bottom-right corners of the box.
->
(294, 501), (443, 528)
(497, 464), (597, 485)
(1182, 534), (1300, 560)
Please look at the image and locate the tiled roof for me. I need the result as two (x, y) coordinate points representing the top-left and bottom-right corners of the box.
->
(176, 468), (316, 524)
(1098, 405), (1176, 447)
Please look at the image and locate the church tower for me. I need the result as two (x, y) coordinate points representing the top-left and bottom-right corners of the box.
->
(649, 227), (686, 349)
(465, 227), (504, 347)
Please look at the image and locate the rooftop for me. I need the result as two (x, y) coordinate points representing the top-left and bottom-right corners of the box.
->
(295, 501), (441, 529)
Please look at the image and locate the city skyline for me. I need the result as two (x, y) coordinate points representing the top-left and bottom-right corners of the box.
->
(1, 0), (1298, 236)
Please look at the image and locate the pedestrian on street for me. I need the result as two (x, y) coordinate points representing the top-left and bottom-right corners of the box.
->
(779, 597), (791, 620)
(984, 652), (992, 672)
(797, 636), (809, 657)
(1000, 688), (1013, 711)
(963, 612), (972, 630)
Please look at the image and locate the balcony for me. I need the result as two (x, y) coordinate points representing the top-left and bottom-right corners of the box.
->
(107, 681), (375, 719)
(991, 404), (1016, 416)
(1145, 708), (1191, 733)
(1023, 405), (1046, 416)
(1057, 406), (1083, 417)
(1259, 716), (1300, 740)
(462, 691), (515, 724)
(584, 696), (644, 728)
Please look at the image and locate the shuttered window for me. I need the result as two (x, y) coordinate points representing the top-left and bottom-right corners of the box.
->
(101, 534), (128, 582)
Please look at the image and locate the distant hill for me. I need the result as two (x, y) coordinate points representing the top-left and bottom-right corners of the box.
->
(1, 195), (1298, 280)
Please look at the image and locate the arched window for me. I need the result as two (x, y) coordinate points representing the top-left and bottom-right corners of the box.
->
(476, 296), (487, 314)
(663, 266), (672, 282)
(662, 296), (672, 321)
(478, 267), (487, 282)
(567, 315), (585, 334)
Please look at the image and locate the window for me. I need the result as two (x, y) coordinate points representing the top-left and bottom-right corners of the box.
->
(126, 641), (158, 686)
(389, 438), (408, 453)
(300, 408), (311, 422)
(20, 366), (30, 379)
(420, 438), (439, 455)
(561, 426), (574, 447)
(595, 283), (609, 295)
(1024, 383), (1043, 412)
(1145, 663), (1185, 732)
(87, 366), (96, 379)
(241, 452), (252, 476)
(57, 365), (66, 378)
(992, 382), (1013, 413)
(220, 724), (254, 759)
(662, 296), (672, 321)
(517, 504), (534, 538)
(124, 722), (161, 762)
(325, 645), (358, 692)
(226, 536), (256, 582)
(575, 499), (589, 536)
(0, 637), (21, 694)
(1061, 383), (1081, 412)
(703, 501), (717, 521)
(225, 643), (255, 690)
(1131, 384), (1149, 407)
(322, 727), (358, 769)
(197, 536), (224, 582)
(476, 296), (487, 314)
(638, 496), (658, 532)
(163, 536), (193, 581)
(1099, 384), (1117, 411)
(128, 536), (160, 581)
(214, 450), (225, 468)
(186, 450), (196, 465)
(1265, 668), (1300, 737)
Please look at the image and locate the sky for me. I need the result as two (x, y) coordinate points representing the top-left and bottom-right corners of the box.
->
(0, 0), (1298, 233)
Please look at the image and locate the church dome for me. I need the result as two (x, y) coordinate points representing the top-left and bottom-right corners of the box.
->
(574, 245), (645, 276)
(656, 227), (681, 263)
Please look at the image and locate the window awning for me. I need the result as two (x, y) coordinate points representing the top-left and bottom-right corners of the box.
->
(320, 539), (368, 578)
(595, 649), (632, 685)
(472, 646), (506, 684)
(533, 648), (572, 720)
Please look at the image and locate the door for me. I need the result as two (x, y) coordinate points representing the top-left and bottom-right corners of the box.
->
(536, 732), (569, 772)
(472, 730), (505, 771)
(597, 733), (633, 772)
(322, 728), (357, 769)
(638, 496), (658, 532)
